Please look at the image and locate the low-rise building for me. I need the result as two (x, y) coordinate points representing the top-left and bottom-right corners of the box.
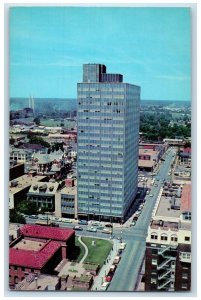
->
(27, 181), (62, 211)
(9, 224), (75, 288)
(9, 174), (47, 209)
(10, 147), (33, 163)
(145, 183), (191, 291)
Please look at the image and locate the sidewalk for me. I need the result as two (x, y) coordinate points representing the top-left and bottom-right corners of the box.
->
(91, 239), (120, 291)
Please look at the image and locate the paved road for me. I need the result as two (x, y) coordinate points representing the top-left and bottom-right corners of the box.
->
(108, 148), (177, 291)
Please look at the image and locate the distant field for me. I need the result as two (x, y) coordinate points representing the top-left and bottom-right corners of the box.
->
(82, 237), (113, 268)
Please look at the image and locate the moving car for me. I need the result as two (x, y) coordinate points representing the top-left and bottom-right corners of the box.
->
(86, 226), (97, 232)
(78, 220), (88, 225)
(96, 225), (104, 230)
(105, 223), (113, 228)
(62, 218), (72, 223)
(73, 225), (83, 231)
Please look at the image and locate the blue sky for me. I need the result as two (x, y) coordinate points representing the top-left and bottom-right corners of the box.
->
(10, 7), (191, 100)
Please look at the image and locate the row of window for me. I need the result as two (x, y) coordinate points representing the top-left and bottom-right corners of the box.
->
(151, 233), (191, 242)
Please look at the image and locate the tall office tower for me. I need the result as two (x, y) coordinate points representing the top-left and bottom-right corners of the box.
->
(145, 183), (191, 291)
(77, 64), (140, 222)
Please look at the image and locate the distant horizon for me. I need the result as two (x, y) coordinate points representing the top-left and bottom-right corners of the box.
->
(10, 97), (191, 102)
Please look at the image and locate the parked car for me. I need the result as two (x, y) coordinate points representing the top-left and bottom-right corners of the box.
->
(105, 275), (112, 282)
(91, 221), (100, 227)
(133, 216), (138, 221)
(150, 194), (153, 197)
(73, 225), (83, 231)
(29, 215), (38, 219)
(105, 223), (113, 228)
(39, 215), (48, 220)
(78, 220), (88, 225)
(101, 281), (110, 290)
(96, 225), (104, 230)
(113, 256), (121, 264)
(102, 228), (112, 234)
(119, 242), (127, 250)
(130, 221), (136, 227)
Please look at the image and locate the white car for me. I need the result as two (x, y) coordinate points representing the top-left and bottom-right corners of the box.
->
(62, 218), (72, 223)
(150, 194), (153, 197)
(86, 226), (97, 232)
(102, 228), (112, 234)
(101, 281), (110, 290)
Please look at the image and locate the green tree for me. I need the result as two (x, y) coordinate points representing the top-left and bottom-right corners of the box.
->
(10, 209), (26, 224)
(28, 135), (50, 148)
(16, 200), (38, 215)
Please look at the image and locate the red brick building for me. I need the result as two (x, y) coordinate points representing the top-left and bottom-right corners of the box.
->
(9, 225), (75, 287)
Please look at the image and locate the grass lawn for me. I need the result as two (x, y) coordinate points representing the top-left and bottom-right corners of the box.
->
(81, 237), (113, 268)
(71, 237), (86, 263)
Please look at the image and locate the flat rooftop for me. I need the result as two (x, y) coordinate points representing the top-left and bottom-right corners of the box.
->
(13, 238), (46, 251)
(15, 274), (60, 290)
(150, 219), (179, 231)
(155, 195), (182, 218)
(181, 184), (191, 212)
(138, 160), (155, 168)
(139, 149), (159, 155)
(60, 182), (77, 195)
(9, 174), (47, 194)
(155, 182), (191, 219)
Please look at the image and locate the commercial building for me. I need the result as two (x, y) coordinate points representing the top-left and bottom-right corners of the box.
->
(55, 179), (77, 219)
(9, 224), (75, 288)
(9, 174), (47, 209)
(77, 64), (140, 222)
(27, 181), (62, 211)
(145, 183), (191, 291)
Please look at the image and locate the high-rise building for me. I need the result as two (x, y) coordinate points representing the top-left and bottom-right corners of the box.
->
(145, 183), (191, 291)
(77, 64), (140, 222)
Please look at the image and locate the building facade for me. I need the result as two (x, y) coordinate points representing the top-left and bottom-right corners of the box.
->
(145, 183), (191, 291)
(77, 64), (140, 221)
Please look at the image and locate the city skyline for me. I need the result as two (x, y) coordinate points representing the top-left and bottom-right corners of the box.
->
(10, 7), (191, 101)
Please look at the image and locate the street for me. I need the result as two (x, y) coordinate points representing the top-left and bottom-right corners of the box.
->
(108, 148), (176, 291)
